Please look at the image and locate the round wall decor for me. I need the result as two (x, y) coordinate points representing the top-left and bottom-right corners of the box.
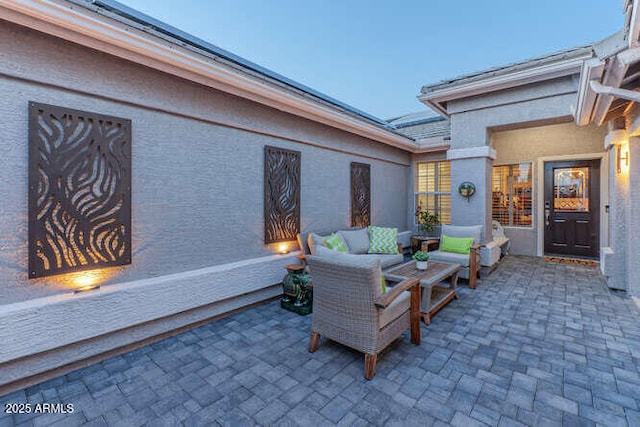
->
(458, 181), (476, 198)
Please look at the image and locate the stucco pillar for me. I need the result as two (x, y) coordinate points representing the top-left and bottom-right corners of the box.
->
(627, 136), (640, 296)
(604, 143), (628, 290)
(447, 148), (495, 243)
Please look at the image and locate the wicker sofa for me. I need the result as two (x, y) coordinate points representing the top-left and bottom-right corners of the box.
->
(297, 228), (410, 270)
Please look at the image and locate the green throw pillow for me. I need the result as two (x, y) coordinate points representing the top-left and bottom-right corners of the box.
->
(381, 274), (387, 295)
(368, 226), (399, 254)
(440, 235), (474, 254)
(324, 233), (349, 253)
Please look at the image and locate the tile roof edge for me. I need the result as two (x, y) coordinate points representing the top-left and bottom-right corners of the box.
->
(422, 45), (594, 93)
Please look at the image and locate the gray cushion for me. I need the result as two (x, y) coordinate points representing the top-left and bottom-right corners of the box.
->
(313, 245), (375, 265)
(338, 228), (370, 254)
(297, 232), (310, 255)
(396, 231), (412, 252)
(314, 244), (342, 258)
(378, 291), (411, 329)
(359, 253), (404, 269)
(441, 224), (482, 245)
(427, 250), (471, 267)
(308, 233), (328, 256)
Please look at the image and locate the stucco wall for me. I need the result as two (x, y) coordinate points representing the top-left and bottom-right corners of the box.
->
(492, 122), (606, 163)
(627, 137), (640, 296)
(0, 21), (409, 304)
(603, 145), (628, 290)
(441, 75), (607, 256)
(449, 157), (492, 242)
(448, 77), (579, 149)
(490, 122), (607, 255)
(0, 22), (410, 383)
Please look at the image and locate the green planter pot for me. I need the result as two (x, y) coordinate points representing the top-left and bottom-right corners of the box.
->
(281, 264), (312, 315)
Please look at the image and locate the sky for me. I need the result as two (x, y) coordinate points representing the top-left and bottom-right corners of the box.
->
(117, 0), (624, 119)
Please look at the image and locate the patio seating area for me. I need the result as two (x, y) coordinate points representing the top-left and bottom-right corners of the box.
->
(2, 256), (639, 426)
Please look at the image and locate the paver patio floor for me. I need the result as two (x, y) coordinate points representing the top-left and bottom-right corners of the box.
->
(2, 256), (640, 426)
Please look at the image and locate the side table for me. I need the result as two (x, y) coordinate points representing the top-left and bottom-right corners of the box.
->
(410, 236), (440, 253)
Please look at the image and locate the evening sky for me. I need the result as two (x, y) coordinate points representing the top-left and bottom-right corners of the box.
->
(118, 0), (623, 119)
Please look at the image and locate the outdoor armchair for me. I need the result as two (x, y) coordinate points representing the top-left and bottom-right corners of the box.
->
(306, 254), (421, 380)
(427, 224), (484, 289)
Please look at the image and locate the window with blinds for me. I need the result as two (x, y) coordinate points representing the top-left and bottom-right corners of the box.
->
(492, 163), (532, 227)
(415, 161), (451, 225)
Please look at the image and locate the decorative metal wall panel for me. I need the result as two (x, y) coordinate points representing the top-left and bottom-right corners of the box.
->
(351, 162), (371, 227)
(264, 146), (301, 244)
(29, 102), (132, 278)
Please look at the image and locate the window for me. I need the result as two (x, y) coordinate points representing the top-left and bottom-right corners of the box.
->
(492, 163), (532, 227)
(415, 161), (451, 224)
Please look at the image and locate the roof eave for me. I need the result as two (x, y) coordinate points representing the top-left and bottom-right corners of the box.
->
(574, 58), (606, 125)
(576, 1), (640, 127)
(419, 53), (592, 115)
(587, 47), (640, 126)
(0, 0), (417, 151)
(417, 97), (449, 118)
(413, 142), (451, 154)
(628, 0), (640, 48)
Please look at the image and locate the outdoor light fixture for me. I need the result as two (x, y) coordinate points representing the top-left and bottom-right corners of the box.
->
(67, 269), (109, 294)
(74, 284), (101, 294)
(617, 144), (629, 173)
(278, 243), (290, 254)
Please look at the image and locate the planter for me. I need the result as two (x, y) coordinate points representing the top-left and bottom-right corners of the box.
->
(416, 260), (428, 270)
(281, 264), (312, 315)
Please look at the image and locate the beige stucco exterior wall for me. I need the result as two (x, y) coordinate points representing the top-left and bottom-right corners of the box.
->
(490, 122), (607, 255)
(492, 122), (606, 164)
(442, 77), (580, 246)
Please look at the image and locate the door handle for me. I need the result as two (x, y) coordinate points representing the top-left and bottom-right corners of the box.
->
(545, 209), (550, 227)
(545, 201), (550, 227)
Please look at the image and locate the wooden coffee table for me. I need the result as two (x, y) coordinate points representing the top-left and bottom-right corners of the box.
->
(385, 261), (460, 325)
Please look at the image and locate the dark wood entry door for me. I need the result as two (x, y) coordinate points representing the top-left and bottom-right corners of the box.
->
(543, 160), (600, 259)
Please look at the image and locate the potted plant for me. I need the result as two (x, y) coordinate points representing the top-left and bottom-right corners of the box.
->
(416, 209), (440, 236)
(412, 250), (430, 270)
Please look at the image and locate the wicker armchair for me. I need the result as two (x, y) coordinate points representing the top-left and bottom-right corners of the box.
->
(427, 224), (484, 289)
(306, 254), (421, 380)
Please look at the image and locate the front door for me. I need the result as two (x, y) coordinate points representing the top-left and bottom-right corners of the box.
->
(543, 160), (600, 259)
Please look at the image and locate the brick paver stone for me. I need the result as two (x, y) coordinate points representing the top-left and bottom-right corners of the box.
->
(1, 256), (639, 426)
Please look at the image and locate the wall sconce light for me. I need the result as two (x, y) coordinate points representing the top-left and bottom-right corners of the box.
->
(617, 144), (629, 174)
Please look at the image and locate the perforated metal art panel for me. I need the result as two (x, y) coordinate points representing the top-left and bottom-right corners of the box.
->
(351, 162), (370, 227)
(28, 102), (132, 278)
(264, 146), (301, 244)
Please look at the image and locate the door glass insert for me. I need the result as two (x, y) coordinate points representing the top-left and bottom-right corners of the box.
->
(553, 167), (589, 212)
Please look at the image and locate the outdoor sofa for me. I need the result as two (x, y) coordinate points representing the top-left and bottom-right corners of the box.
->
(297, 226), (410, 270)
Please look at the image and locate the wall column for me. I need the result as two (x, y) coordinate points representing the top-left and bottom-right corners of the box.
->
(447, 146), (496, 243)
(627, 136), (640, 296)
(603, 141), (628, 290)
